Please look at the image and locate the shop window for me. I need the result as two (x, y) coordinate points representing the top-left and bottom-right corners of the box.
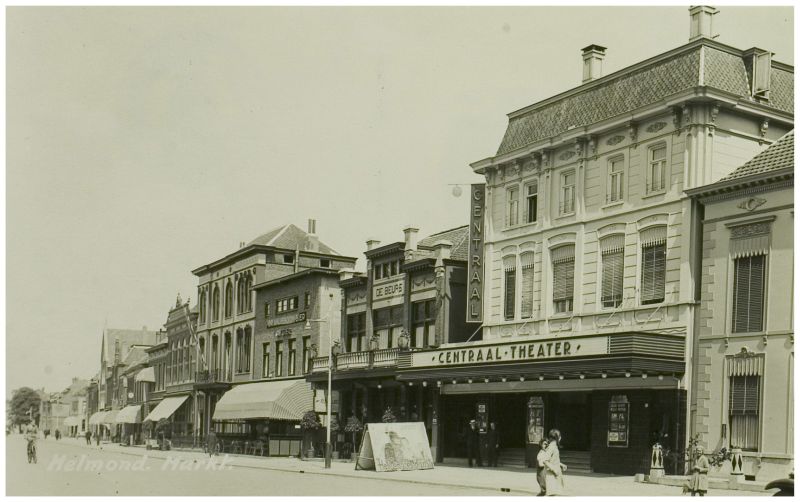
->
(732, 255), (766, 333)
(525, 181), (538, 224)
(412, 299), (437, 348)
(607, 395), (629, 447)
(640, 226), (667, 305)
(347, 312), (366, 352)
(504, 256), (516, 320)
(729, 375), (760, 451)
(552, 245), (575, 314)
(647, 145), (667, 193)
(601, 235), (625, 308)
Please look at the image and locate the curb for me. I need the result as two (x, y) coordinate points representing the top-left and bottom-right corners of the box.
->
(37, 438), (536, 495)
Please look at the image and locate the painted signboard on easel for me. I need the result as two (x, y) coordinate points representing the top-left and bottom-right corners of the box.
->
(355, 422), (434, 472)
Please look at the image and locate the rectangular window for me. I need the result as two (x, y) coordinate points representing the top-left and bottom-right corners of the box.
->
(275, 341), (283, 377)
(525, 181), (538, 223)
(732, 255), (766, 333)
(373, 306), (403, 349)
(374, 264), (382, 280)
(560, 171), (576, 215)
(601, 248), (624, 308)
(641, 242), (666, 305)
(391, 260), (399, 276)
(283, 254), (295, 264)
(304, 292), (311, 308)
(347, 312), (366, 352)
(607, 396), (630, 447)
(507, 187), (519, 226)
(243, 331), (251, 373)
(412, 299), (437, 348)
(504, 264), (517, 320)
(552, 246), (575, 314)
(608, 158), (624, 203)
(320, 259), (331, 268)
(520, 254), (535, 318)
(729, 375), (760, 450)
(276, 296), (299, 313)
(648, 146), (667, 193)
(382, 263), (391, 279)
(302, 336), (311, 374)
(264, 302), (270, 318)
(262, 343), (270, 378)
(288, 339), (297, 376)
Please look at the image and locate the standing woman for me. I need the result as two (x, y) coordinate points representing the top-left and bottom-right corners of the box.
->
(688, 445), (710, 496)
(537, 429), (566, 496)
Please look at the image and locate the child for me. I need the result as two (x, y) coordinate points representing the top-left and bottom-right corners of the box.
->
(536, 438), (549, 496)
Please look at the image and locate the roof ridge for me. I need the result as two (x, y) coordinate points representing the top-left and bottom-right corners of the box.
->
(266, 224), (293, 247)
(421, 224), (469, 241)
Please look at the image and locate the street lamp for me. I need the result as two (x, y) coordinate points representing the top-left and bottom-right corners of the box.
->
(305, 293), (336, 469)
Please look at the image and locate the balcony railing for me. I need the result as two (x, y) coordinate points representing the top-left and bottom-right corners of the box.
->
(309, 348), (406, 373)
(194, 369), (232, 385)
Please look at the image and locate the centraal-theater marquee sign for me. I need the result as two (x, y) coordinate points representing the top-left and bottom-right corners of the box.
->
(410, 336), (609, 368)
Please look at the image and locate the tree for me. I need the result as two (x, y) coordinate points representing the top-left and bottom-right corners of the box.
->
(10, 387), (41, 426)
(299, 411), (321, 458)
(344, 415), (364, 453)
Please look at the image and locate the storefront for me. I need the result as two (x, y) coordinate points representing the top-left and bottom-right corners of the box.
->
(396, 332), (687, 475)
(211, 379), (313, 456)
(116, 404), (142, 445)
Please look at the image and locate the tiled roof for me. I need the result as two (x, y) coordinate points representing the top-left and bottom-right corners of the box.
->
(121, 346), (148, 368)
(496, 41), (793, 156)
(247, 223), (340, 256)
(417, 225), (469, 261)
(720, 130), (794, 181)
(102, 328), (160, 367)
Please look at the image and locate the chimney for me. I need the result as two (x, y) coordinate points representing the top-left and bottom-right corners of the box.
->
(581, 45), (606, 83)
(339, 268), (355, 281)
(306, 218), (319, 253)
(403, 226), (419, 260)
(432, 240), (453, 262)
(366, 239), (381, 251)
(689, 6), (718, 41)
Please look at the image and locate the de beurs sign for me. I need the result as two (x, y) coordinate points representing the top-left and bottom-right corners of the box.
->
(410, 335), (609, 368)
(373, 278), (404, 299)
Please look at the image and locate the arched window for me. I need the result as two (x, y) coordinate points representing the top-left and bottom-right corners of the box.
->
(198, 337), (206, 371)
(236, 328), (244, 372)
(199, 290), (207, 323)
(224, 281), (233, 318)
(223, 332), (232, 379)
(243, 325), (252, 372)
(212, 285), (220, 321)
(245, 274), (253, 312)
(211, 335), (219, 371)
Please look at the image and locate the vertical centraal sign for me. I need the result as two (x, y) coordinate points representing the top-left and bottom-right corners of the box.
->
(467, 183), (485, 322)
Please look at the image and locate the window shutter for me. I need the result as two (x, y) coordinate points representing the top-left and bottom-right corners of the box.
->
(640, 227), (667, 304)
(504, 256), (517, 319)
(521, 252), (535, 318)
(552, 245), (575, 302)
(602, 249), (624, 308)
(729, 375), (760, 415)
(733, 255), (766, 332)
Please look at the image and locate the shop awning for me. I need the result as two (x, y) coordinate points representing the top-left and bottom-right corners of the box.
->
(135, 367), (156, 383)
(64, 416), (81, 427)
(102, 410), (120, 424)
(143, 395), (188, 422)
(116, 405), (142, 424)
(89, 411), (107, 425)
(213, 379), (313, 421)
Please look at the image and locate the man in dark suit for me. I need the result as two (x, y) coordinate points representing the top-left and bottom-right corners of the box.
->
(466, 420), (482, 467)
(486, 422), (499, 467)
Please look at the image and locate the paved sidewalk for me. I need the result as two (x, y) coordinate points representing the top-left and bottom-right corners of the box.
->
(40, 437), (771, 496)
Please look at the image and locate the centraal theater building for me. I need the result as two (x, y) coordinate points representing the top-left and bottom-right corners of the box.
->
(396, 8), (793, 475)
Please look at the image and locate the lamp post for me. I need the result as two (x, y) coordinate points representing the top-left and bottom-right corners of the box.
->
(305, 293), (336, 469)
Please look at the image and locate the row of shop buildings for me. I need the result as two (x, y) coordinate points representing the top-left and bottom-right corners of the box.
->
(64, 7), (792, 481)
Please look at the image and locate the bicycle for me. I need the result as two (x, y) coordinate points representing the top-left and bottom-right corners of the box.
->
(27, 440), (37, 464)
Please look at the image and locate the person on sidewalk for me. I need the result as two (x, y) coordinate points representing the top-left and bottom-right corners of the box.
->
(54, 429), (61, 441)
(85, 429), (92, 445)
(207, 429), (219, 457)
(687, 445), (709, 497)
(466, 420), (482, 467)
(536, 438), (549, 496)
(486, 422), (499, 467)
(537, 429), (566, 496)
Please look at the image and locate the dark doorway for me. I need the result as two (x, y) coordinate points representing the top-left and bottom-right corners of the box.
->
(553, 392), (591, 451)
(492, 393), (528, 449)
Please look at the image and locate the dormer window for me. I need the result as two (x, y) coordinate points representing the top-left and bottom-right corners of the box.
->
(283, 254), (294, 264)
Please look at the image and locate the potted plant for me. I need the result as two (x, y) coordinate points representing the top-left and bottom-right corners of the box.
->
(299, 410), (321, 459)
(382, 406), (397, 423)
(344, 416), (364, 461)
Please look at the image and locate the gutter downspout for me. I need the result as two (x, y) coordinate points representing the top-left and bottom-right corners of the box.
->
(688, 197), (705, 448)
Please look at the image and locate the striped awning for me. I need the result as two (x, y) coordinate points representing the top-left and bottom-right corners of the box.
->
(600, 234), (625, 254)
(213, 379), (313, 421)
(89, 411), (107, 425)
(135, 367), (156, 383)
(730, 235), (770, 258)
(64, 416), (81, 427)
(728, 353), (764, 376)
(116, 405), (142, 424)
(143, 395), (188, 422)
(102, 410), (120, 424)
(640, 226), (667, 247)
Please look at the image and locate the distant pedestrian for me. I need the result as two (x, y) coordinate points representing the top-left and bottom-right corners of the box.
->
(43, 429), (50, 440)
(466, 420), (482, 467)
(537, 429), (566, 496)
(54, 429), (61, 441)
(95, 430), (101, 446)
(486, 422), (499, 467)
(85, 430), (92, 445)
(206, 429), (218, 456)
(687, 445), (709, 496)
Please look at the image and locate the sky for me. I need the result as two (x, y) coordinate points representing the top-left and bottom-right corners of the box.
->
(6, 6), (794, 394)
